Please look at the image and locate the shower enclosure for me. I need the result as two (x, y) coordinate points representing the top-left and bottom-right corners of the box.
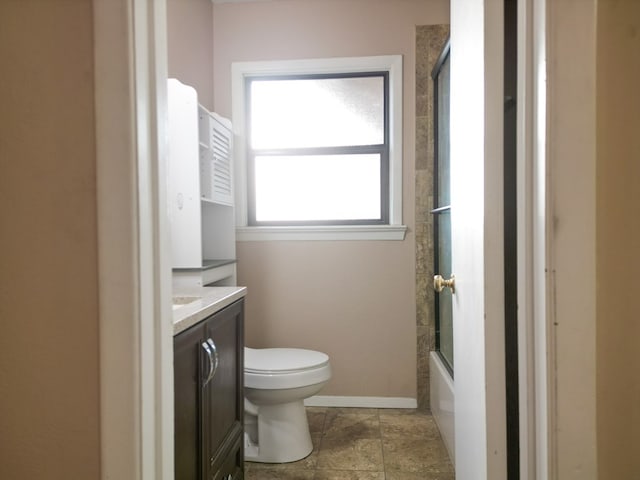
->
(432, 40), (453, 375)
(428, 38), (455, 459)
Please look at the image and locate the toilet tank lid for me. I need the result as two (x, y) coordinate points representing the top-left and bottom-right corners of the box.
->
(245, 347), (329, 373)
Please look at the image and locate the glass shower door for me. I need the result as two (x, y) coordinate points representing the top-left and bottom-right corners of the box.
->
(432, 41), (453, 375)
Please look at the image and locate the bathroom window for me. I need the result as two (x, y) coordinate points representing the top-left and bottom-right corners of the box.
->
(247, 73), (387, 225)
(232, 56), (406, 241)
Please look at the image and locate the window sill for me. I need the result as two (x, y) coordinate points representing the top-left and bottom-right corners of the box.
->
(236, 225), (407, 242)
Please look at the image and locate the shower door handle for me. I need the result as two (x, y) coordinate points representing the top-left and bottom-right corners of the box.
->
(434, 274), (456, 294)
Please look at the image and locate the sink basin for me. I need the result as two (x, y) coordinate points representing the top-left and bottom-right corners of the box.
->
(172, 296), (201, 309)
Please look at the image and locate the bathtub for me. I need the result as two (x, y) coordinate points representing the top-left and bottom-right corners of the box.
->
(430, 351), (455, 461)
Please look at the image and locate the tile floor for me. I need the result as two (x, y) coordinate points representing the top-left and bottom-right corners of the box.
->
(245, 407), (454, 480)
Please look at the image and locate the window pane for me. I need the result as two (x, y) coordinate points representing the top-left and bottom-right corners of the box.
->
(254, 154), (381, 222)
(250, 76), (384, 149)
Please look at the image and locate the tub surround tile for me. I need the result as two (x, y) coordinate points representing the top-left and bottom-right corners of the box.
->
(415, 116), (432, 171)
(415, 24), (450, 412)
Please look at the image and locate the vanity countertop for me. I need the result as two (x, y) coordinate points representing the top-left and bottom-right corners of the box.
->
(172, 286), (247, 335)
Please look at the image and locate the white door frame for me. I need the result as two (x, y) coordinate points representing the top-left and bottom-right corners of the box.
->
(94, 0), (173, 479)
(518, 1), (598, 479)
(518, 0), (549, 478)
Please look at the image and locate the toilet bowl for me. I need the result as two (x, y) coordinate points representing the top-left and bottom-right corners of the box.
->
(244, 347), (331, 463)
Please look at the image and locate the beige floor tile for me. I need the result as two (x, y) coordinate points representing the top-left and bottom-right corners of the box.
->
(245, 407), (454, 478)
(382, 437), (453, 474)
(245, 465), (315, 480)
(314, 470), (385, 480)
(323, 411), (380, 439)
(306, 406), (329, 415)
(248, 435), (321, 470)
(385, 471), (455, 480)
(326, 407), (380, 416)
(379, 412), (441, 439)
(377, 408), (423, 416)
(317, 438), (384, 471)
(308, 410), (327, 435)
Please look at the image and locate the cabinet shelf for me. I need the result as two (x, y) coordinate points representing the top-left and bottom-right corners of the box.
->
(200, 196), (233, 206)
(173, 259), (236, 272)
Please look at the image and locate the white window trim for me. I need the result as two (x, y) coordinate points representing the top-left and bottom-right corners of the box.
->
(231, 55), (406, 241)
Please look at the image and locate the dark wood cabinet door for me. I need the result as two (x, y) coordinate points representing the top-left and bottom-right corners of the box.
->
(203, 300), (244, 478)
(174, 298), (244, 480)
(174, 322), (205, 480)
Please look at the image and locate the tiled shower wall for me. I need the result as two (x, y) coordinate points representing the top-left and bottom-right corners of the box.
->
(415, 24), (449, 410)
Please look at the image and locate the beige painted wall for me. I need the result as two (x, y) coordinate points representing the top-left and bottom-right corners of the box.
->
(596, 0), (640, 477)
(213, 0), (449, 398)
(0, 1), (100, 478)
(167, 0), (214, 110)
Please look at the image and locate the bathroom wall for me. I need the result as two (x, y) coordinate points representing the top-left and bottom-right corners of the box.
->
(167, 0), (214, 110)
(213, 0), (449, 400)
(596, 0), (640, 476)
(0, 1), (100, 478)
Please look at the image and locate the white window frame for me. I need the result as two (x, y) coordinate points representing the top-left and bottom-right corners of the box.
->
(231, 55), (406, 241)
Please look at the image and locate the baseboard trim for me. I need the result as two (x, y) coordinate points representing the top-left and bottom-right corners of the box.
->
(304, 395), (418, 409)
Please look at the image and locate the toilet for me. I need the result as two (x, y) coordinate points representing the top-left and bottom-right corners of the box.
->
(243, 347), (331, 463)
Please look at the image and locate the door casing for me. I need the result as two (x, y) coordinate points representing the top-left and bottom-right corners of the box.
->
(93, 0), (597, 479)
(95, 0), (173, 479)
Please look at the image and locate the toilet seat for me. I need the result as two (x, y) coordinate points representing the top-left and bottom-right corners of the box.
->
(245, 348), (331, 390)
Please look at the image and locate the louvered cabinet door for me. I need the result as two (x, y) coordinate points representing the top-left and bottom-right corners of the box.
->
(198, 108), (234, 207)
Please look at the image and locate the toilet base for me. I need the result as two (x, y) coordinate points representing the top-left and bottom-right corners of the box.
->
(244, 399), (313, 463)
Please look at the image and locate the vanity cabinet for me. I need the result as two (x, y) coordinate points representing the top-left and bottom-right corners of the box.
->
(174, 299), (244, 480)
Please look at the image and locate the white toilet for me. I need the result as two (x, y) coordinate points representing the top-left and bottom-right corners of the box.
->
(243, 347), (331, 463)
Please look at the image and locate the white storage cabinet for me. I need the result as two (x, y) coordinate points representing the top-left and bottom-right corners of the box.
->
(167, 78), (236, 286)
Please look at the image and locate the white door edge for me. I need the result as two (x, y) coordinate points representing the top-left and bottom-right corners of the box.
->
(450, 0), (507, 478)
(517, 0), (550, 478)
(95, 1), (173, 479)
